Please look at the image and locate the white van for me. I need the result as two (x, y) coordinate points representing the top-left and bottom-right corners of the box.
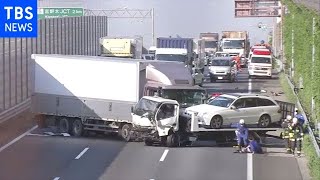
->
(248, 49), (272, 78)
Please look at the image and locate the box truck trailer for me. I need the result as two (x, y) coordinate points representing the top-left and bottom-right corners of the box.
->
(31, 54), (207, 141)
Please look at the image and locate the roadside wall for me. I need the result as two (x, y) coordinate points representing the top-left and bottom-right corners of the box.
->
(283, 0), (320, 122)
(0, 16), (108, 114)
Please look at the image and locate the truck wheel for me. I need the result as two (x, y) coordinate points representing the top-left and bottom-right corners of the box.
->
(59, 118), (72, 133)
(210, 115), (223, 129)
(120, 124), (132, 142)
(160, 136), (168, 146)
(166, 133), (178, 147)
(35, 114), (47, 128)
(72, 119), (84, 137)
(258, 114), (271, 128)
(210, 77), (215, 83)
(144, 139), (154, 146)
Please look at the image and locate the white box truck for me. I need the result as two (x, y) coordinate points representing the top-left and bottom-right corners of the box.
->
(31, 54), (207, 141)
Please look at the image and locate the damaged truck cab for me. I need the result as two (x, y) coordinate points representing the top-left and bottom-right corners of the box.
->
(131, 96), (181, 146)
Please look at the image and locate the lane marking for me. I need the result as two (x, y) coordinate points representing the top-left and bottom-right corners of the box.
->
(159, 149), (169, 162)
(53, 177), (60, 180)
(75, 147), (89, 160)
(26, 133), (51, 137)
(247, 153), (253, 180)
(248, 78), (252, 93)
(0, 125), (38, 153)
(150, 179), (155, 180)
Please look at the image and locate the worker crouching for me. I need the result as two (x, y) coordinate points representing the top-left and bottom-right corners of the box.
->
(281, 115), (293, 154)
(234, 119), (249, 152)
(243, 136), (263, 154)
(289, 117), (304, 157)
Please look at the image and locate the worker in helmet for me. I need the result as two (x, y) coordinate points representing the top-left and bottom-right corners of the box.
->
(232, 119), (249, 152)
(294, 108), (305, 126)
(244, 136), (263, 154)
(281, 115), (293, 153)
(289, 117), (304, 157)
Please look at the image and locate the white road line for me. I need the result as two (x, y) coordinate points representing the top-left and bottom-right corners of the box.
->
(75, 147), (89, 160)
(53, 177), (60, 180)
(26, 133), (51, 137)
(159, 149), (169, 162)
(149, 179), (155, 180)
(247, 153), (253, 180)
(0, 125), (38, 153)
(248, 78), (252, 93)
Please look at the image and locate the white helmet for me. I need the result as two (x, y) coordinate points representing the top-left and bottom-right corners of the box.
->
(292, 117), (298, 124)
(239, 119), (245, 124)
(286, 115), (292, 120)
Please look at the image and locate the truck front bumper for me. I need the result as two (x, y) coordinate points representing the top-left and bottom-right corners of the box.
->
(210, 73), (231, 80)
(248, 69), (272, 77)
(131, 125), (159, 139)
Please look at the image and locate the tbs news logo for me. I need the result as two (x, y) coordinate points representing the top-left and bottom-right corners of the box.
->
(0, 0), (38, 37)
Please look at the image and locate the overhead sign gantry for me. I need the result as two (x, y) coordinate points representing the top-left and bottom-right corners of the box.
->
(234, 0), (281, 17)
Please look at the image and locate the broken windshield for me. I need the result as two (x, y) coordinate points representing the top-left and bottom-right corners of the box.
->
(133, 98), (160, 116)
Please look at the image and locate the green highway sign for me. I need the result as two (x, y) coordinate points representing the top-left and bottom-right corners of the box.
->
(38, 8), (84, 19)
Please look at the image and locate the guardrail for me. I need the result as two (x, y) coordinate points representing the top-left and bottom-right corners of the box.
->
(0, 98), (31, 124)
(285, 75), (320, 157)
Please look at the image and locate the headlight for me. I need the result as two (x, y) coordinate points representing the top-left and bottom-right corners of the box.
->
(202, 112), (209, 119)
(184, 110), (198, 116)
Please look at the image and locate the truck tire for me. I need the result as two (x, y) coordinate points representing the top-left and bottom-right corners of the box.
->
(35, 114), (46, 128)
(59, 118), (72, 133)
(210, 115), (223, 129)
(144, 139), (154, 146)
(210, 77), (216, 83)
(120, 124), (132, 142)
(72, 119), (84, 137)
(166, 133), (178, 147)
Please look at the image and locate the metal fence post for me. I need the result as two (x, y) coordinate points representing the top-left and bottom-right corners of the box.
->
(291, 14), (295, 78)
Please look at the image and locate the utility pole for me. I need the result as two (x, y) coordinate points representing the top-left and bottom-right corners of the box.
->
(291, 14), (294, 77)
(311, 17), (317, 127)
(84, 8), (155, 46)
(151, 8), (155, 46)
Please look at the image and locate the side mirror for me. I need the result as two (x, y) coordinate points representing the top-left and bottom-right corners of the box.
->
(142, 112), (149, 118)
(230, 105), (237, 110)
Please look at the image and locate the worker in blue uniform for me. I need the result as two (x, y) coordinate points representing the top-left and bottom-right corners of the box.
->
(232, 119), (249, 152)
(294, 108), (305, 126)
(244, 136), (263, 154)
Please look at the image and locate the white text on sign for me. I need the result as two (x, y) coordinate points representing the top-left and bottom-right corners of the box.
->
(3, 6), (34, 32)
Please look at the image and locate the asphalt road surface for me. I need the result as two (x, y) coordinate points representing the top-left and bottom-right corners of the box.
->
(0, 68), (303, 180)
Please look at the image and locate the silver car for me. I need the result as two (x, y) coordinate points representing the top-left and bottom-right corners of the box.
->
(208, 57), (236, 83)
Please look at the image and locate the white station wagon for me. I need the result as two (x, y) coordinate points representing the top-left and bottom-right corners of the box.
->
(185, 93), (282, 128)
